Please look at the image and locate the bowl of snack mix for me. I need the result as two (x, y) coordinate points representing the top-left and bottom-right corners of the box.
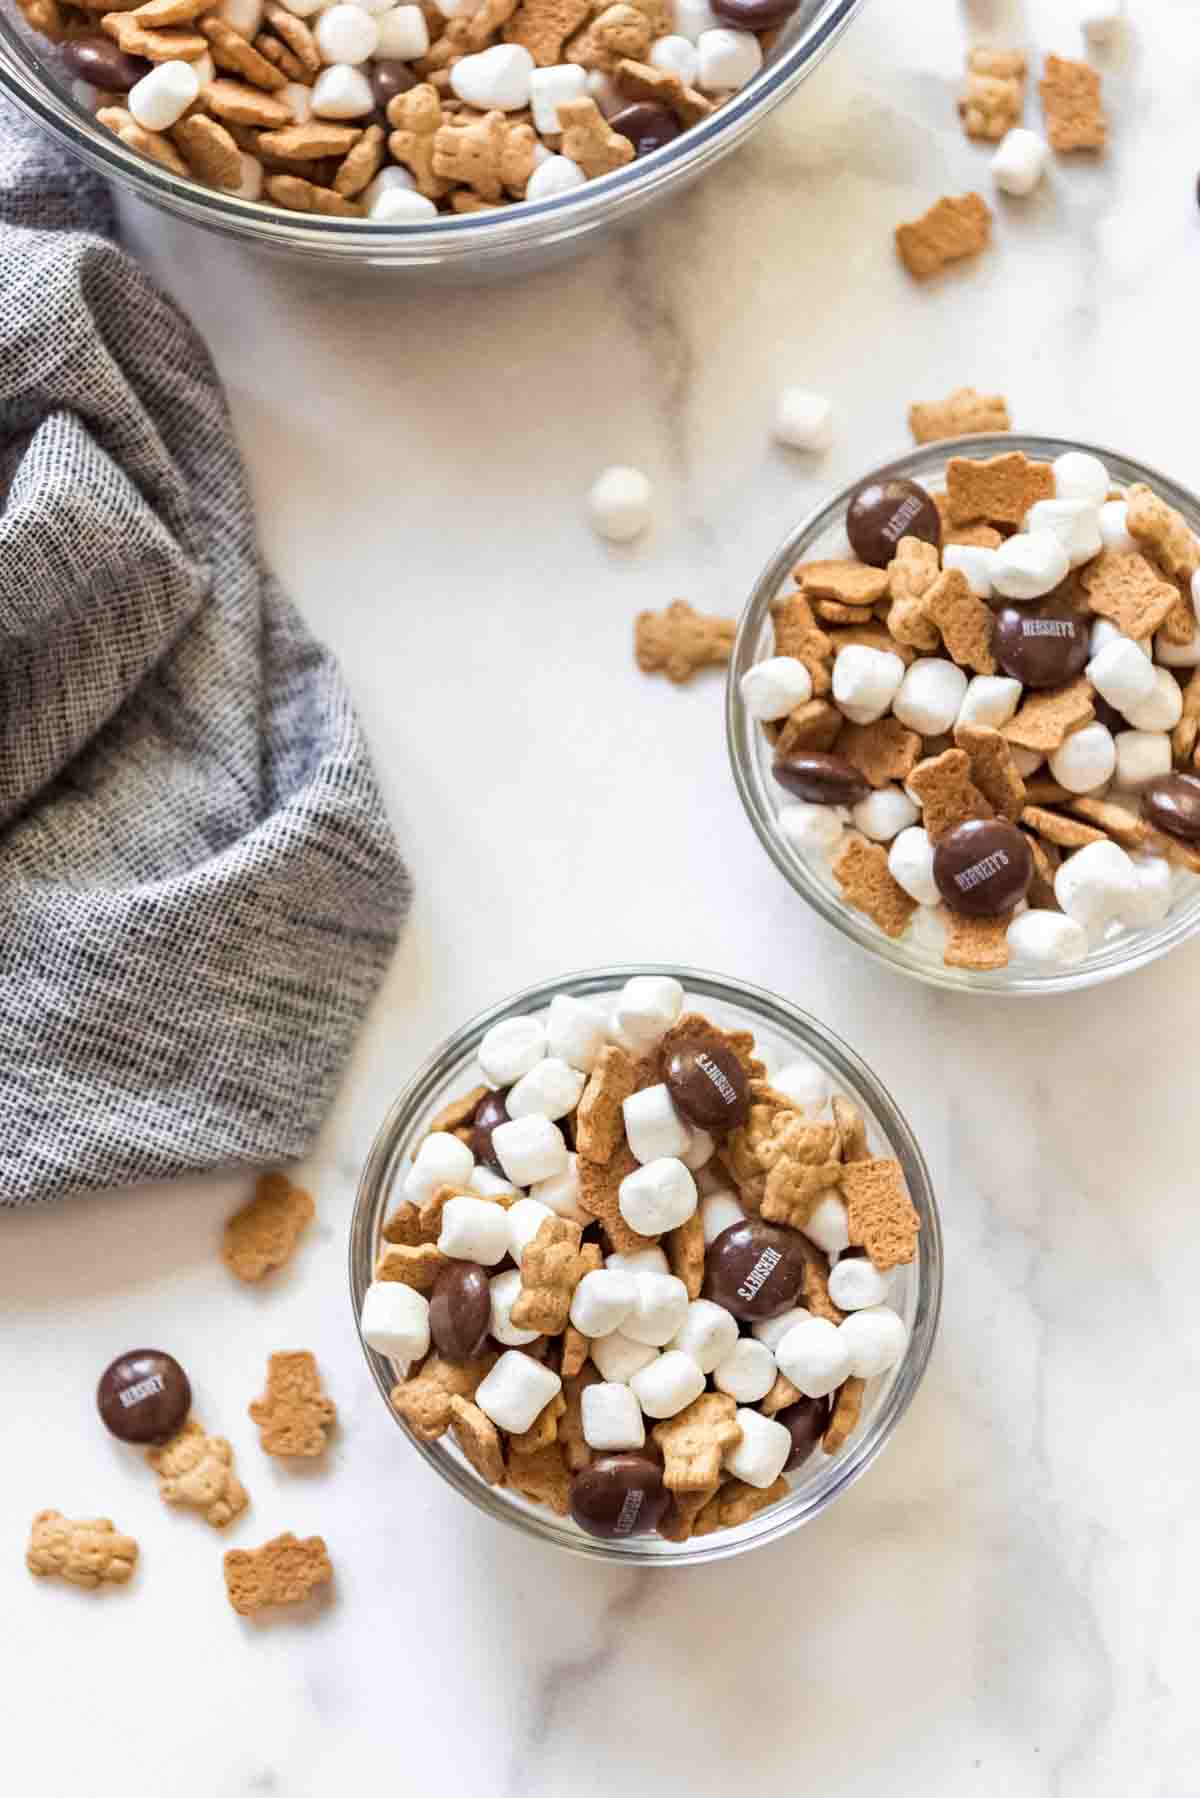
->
(728, 435), (1200, 994)
(350, 965), (940, 1563)
(0, 0), (861, 273)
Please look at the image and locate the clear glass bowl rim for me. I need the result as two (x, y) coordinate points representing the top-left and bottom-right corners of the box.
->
(727, 432), (1200, 996)
(349, 962), (943, 1566)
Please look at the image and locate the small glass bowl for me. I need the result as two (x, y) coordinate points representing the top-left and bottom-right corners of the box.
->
(727, 433), (1200, 996)
(350, 963), (941, 1565)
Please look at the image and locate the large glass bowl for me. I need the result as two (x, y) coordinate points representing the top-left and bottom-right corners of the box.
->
(728, 433), (1200, 996)
(350, 963), (941, 1565)
(0, 0), (862, 276)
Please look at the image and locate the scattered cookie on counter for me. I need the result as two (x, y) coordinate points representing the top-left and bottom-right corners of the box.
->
(909, 387), (1011, 445)
(223, 1170), (314, 1282)
(635, 600), (736, 683)
(249, 1351), (337, 1457)
(147, 1417), (250, 1527)
(26, 1511), (138, 1590)
(224, 1532), (333, 1616)
(1039, 53), (1107, 154)
(958, 45), (1026, 141)
(895, 192), (992, 280)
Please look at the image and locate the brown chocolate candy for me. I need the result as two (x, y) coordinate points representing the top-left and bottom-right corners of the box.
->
(932, 817), (1033, 916)
(370, 59), (416, 109)
(776, 1395), (830, 1471)
(609, 102), (681, 157)
(1141, 771), (1200, 842)
(705, 1219), (808, 1321)
(846, 477), (941, 568)
(472, 1090), (510, 1175)
(664, 1039), (750, 1130)
(773, 751), (870, 807)
(993, 607), (1090, 688)
(62, 35), (149, 91)
(712, 0), (798, 25)
(429, 1262), (491, 1362)
(570, 1454), (670, 1539)
(97, 1349), (191, 1444)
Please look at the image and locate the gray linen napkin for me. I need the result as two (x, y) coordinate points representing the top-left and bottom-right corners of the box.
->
(0, 100), (410, 1206)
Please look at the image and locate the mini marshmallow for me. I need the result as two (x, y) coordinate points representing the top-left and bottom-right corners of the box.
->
(570, 1268), (637, 1339)
(438, 1195), (511, 1266)
(649, 32), (699, 84)
(773, 388), (834, 452)
(740, 655), (814, 721)
(852, 786), (920, 843)
(942, 543), (998, 598)
(478, 1015), (546, 1087)
(404, 1130), (474, 1204)
(1090, 617), (1142, 659)
(778, 801), (847, 857)
(1006, 909), (1089, 967)
(316, 3), (378, 59)
(991, 531), (1071, 601)
(612, 974), (682, 1047)
(679, 1126), (715, 1172)
(525, 155), (587, 201)
(1054, 838), (1138, 927)
(1098, 499), (1136, 555)
(623, 1084), (692, 1164)
(695, 25), (761, 91)
(958, 675), (1024, 733)
(1123, 667), (1184, 732)
(712, 1337), (777, 1404)
(838, 1305), (908, 1378)
(1053, 450), (1110, 508)
(1124, 854), (1174, 927)
(374, 3), (428, 56)
(584, 69), (621, 115)
(606, 1245), (671, 1276)
(545, 993), (609, 1073)
(469, 1166), (519, 1199)
(1025, 498), (1103, 569)
(700, 1190), (745, 1244)
(492, 1115), (568, 1187)
(489, 1268), (542, 1347)
(771, 1056), (831, 1116)
(590, 1331), (659, 1383)
(1087, 636), (1157, 712)
(751, 1306), (811, 1352)
(128, 60), (201, 131)
(360, 1280), (429, 1373)
(827, 1256), (890, 1311)
(450, 42), (534, 109)
(775, 1315), (852, 1399)
(723, 1407), (792, 1489)
(528, 62), (587, 133)
(581, 1382), (646, 1451)
(506, 1197), (555, 1267)
(618, 1158), (697, 1236)
(990, 125), (1048, 196)
(892, 657), (969, 737)
(670, 1299), (739, 1373)
(475, 1350), (561, 1435)
(623, 1272), (691, 1347)
(803, 1192), (850, 1257)
(531, 1153), (588, 1223)
(370, 187), (439, 222)
(832, 645), (905, 724)
(1048, 721), (1115, 794)
(588, 465), (653, 543)
(673, 0), (720, 39)
(506, 1057), (585, 1121)
(629, 1349), (706, 1419)
(1114, 729), (1173, 791)
(1155, 621), (1200, 669)
(282, 79), (314, 122)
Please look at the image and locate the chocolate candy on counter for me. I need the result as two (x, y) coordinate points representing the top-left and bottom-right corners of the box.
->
(1141, 771), (1200, 842)
(932, 818), (1033, 916)
(846, 477), (941, 568)
(429, 1262), (491, 1362)
(472, 1089), (510, 1174)
(370, 58), (417, 110)
(713, 0), (798, 26)
(664, 1038), (750, 1130)
(61, 35), (149, 91)
(609, 103), (680, 157)
(773, 751), (869, 807)
(706, 1219), (808, 1321)
(97, 1349), (191, 1444)
(776, 1395), (830, 1471)
(570, 1454), (670, 1539)
(993, 607), (1090, 688)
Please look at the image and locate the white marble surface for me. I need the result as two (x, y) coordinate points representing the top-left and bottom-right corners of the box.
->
(5, 1), (1200, 1791)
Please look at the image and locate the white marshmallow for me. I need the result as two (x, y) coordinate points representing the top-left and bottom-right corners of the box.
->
(1123, 667), (1184, 732)
(618, 1158), (697, 1236)
(505, 1196), (555, 1266)
(1054, 838), (1138, 927)
(751, 1306), (811, 1352)
(1048, 721), (1115, 794)
(588, 465), (653, 543)
(1114, 729), (1173, 791)
(219, 0), (263, 34)
(623, 1271), (691, 1347)
(1084, 4), (1125, 45)
(525, 155), (587, 201)
(450, 42), (534, 109)
(1098, 499), (1136, 555)
(673, 0), (720, 39)
(679, 1127), (715, 1173)
(1156, 621), (1200, 669)
(545, 994), (608, 1073)
(838, 1305), (908, 1378)
(570, 1268), (637, 1339)
(281, 79), (314, 123)
(234, 151), (264, 200)
(582, 1382), (646, 1451)
(584, 69), (621, 115)
(827, 1256), (890, 1311)
(771, 1056), (831, 1116)
(803, 1193), (850, 1257)
(475, 1351), (561, 1435)
(128, 60), (200, 132)
(1124, 854), (1174, 927)
(991, 531), (1071, 601)
(649, 32), (699, 84)
(492, 1115), (568, 1187)
(942, 543), (998, 599)
(316, 3), (378, 59)
(778, 801), (847, 858)
(374, 3), (428, 54)
(531, 1154), (588, 1223)
(606, 1245), (671, 1277)
(670, 1298), (739, 1373)
(488, 1268), (541, 1347)
(723, 1407), (791, 1489)
(740, 655), (813, 721)
(1006, 909), (1089, 967)
(370, 187), (439, 224)
(612, 975), (682, 1047)
(990, 125), (1048, 196)
(713, 1337), (777, 1403)
(404, 1130), (474, 1204)
(1025, 498), (1103, 569)
(892, 656), (969, 737)
(776, 1315), (853, 1398)
(590, 1331), (658, 1383)
(528, 62), (587, 133)
(852, 786), (920, 843)
(832, 645), (905, 724)
(695, 25), (761, 91)
(1053, 450), (1110, 508)
(1087, 635), (1156, 712)
(278, 0), (322, 13)
(360, 1280), (429, 1373)
(469, 1166), (518, 1199)
(623, 1084), (692, 1164)
(773, 388), (834, 452)
(629, 1349), (706, 1419)
(959, 675), (1025, 735)
(506, 1057), (585, 1121)
(438, 1195), (510, 1266)
(1090, 616), (1140, 659)
(478, 1015), (546, 1087)
(700, 1190), (745, 1244)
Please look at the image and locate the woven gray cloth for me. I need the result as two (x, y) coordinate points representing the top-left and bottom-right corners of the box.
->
(0, 101), (410, 1206)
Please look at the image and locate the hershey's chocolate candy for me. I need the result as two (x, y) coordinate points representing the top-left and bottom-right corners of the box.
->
(705, 1219), (808, 1321)
(712, 0), (799, 27)
(472, 1090), (510, 1175)
(609, 102), (680, 157)
(429, 1262), (492, 1362)
(776, 1395), (830, 1471)
(773, 750), (870, 807)
(932, 818), (1033, 916)
(664, 1038), (750, 1130)
(570, 1455), (670, 1539)
(993, 607), (1090, 688)
(62, 35), (149, 91)
(1141, 771), (1200, 842)
(846, 477), (940, 568)
(97, 1349), (191, 1444)
(370, 58), (417, 109)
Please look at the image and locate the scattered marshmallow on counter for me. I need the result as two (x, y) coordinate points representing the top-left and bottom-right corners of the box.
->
(588, 466), (653, 544)
(773, 389), (834, 452)
(990, 126), (1048, 195)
